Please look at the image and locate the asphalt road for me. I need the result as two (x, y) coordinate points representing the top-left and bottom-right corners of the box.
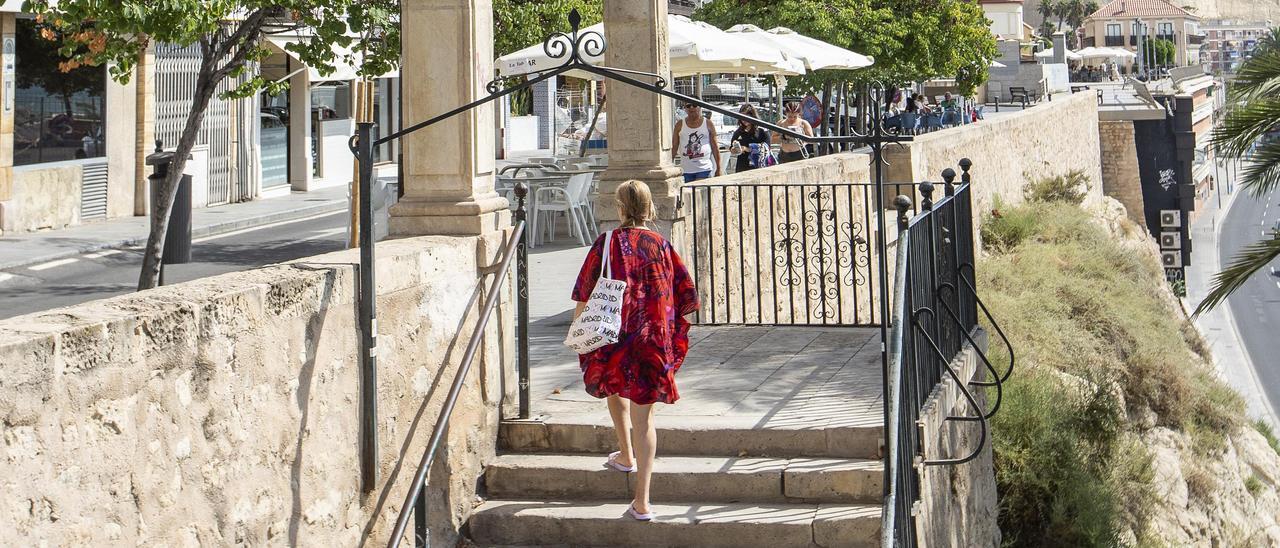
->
(1220, 185), (1280, 414)
(0, 210), (350, 320)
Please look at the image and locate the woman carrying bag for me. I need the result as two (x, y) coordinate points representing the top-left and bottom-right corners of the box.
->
(567, 180), (700, 521)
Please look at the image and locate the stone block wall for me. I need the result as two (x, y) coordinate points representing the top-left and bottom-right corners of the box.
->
(883, 91), (1105, 220)
(1098, 120), (1147, 227)
(915, 329), (1000, 548)
(1, 163), (85, 233)
(0, 234), (515, 546)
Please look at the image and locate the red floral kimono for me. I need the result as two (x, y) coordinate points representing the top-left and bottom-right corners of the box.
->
(571, 228), (699, 405)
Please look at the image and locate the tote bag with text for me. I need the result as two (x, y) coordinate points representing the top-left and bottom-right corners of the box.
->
(564, 231), (627, 354)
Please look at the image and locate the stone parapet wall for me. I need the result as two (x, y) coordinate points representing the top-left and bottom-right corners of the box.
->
(1, 163), (86, 233)
(0, 234), (514, 546)
(884, 92), (1105, 218)
(915, 329), (1000, 548)
(1098, 120), (1148, 228)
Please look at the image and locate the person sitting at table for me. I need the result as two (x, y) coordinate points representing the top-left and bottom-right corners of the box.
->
(729, 103), (771, 172)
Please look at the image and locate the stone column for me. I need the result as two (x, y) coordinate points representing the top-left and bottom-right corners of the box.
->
(1052, 32), (1067, 64)
(391, 0), (508, 237)
(287, 64), (313, 191)
(597, 0), (683, 235)
(133, 46), (155, 217)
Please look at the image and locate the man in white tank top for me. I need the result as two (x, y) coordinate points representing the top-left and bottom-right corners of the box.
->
(671, 103), (722, 183)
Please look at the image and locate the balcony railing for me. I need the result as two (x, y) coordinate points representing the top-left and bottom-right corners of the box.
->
(1188, 34), (1205, 45)
(1104, 36), (1124, 47)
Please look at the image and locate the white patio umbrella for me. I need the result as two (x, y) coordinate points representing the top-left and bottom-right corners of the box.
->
(496, 15), (806, 78)
(990, 60), (1007, 68)
(1076, 46), (1135, 60)
(724, 24), (874, 71)
(1034, 47), (1082, 61)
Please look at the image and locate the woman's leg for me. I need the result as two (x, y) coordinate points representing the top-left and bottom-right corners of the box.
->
(607, 395), (634, 467)
(629, 402), (657, 513)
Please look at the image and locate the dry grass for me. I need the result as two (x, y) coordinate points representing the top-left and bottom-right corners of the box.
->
(980, 198), (1246, 546)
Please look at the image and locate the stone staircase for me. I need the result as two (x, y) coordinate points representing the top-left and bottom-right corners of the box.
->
(466, 413), (884, 547)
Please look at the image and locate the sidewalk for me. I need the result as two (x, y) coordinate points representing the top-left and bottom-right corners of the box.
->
(1184, 182), (1278, 427)
(0, 185), (351, 271)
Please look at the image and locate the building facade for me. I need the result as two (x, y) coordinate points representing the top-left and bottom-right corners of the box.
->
(0, 7), (399, 235)
(1082, 0), (1204, 70)
(1200, 19), (1272, 75)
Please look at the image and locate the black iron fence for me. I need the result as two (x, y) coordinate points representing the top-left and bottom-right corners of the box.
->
(680, 181), (918, 326)
(881, 161), (1015, 547)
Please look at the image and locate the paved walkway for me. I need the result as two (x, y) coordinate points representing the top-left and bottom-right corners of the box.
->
(1185, 174), (1278, 427)
(525, 242), (883, 433)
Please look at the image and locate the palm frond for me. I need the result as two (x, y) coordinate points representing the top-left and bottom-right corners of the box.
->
(1227, 50), (1280, 101)
(1210, 97), (1280, 158)
(1239, 143), (1280, 197)
(1194, 233), (1280, 316)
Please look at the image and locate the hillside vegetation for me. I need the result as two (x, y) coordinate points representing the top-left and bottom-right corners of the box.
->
(977, 176), (1280, 546)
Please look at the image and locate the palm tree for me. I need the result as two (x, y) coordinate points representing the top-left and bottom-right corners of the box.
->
(1196, 44), (1280, 314)
(1037, 0), (1058, 30)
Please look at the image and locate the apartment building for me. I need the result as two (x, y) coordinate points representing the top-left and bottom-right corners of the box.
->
(1200, 19), (1272, 74)
(1082, 0), (1204, 69)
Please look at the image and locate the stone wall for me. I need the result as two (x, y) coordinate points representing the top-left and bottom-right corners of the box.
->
(0, 163), (85, 233)
(0, 233), (515, 546)
(915, 329), (1000, 548)
(1098, 120), (1147, 227)
(883, 91), (1105, 219)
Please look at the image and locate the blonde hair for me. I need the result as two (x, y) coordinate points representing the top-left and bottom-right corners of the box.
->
(616, 180), (656, 228)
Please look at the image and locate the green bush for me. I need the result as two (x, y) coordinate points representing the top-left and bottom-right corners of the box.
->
(1023, 170), (1091, 205)
(979, 198), (1245, 544)
(1247, 475), (1264, 496)
(1254, 419), (1280, 456)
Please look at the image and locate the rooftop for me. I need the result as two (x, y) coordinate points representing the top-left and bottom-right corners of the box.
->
(1086, 0), (1199, 20)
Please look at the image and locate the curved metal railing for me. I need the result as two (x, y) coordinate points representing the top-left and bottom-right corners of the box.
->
(881, 160), (1016, 547)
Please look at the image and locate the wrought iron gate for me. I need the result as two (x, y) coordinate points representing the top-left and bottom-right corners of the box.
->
(680, 181), (919, 326)
(155, 42), (257, 206)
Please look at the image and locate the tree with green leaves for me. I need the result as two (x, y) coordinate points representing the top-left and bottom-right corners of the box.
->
(1037, 0), (1059, 31)
(694, 0), (997, 95)
(23, 0), (399, 290)
(1197, 42), (1280, 314)
(494, 0), (602, 57)
(1140, 37), (1176, 67)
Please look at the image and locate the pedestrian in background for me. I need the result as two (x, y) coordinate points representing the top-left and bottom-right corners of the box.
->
(571, 180), (700, 521)
(671, 102), (722, 182)
(729, 103), (771, 172)
(777, 101), (814, 163)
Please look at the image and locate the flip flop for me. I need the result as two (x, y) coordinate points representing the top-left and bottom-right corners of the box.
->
(604, 451), (636, 473)
(627, 504), (654, 521)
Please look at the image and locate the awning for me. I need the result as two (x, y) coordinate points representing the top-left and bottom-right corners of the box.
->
(264, 34), (397, 82)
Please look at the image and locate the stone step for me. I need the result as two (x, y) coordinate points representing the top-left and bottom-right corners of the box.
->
(500, 415), (882, 459)
(467, 500), (880, 548)
(484, 454), (883, 504)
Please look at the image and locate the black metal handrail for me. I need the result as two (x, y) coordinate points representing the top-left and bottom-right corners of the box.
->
(882, 193), (917, 547)
(881, 162), (1016, 547)
(386, 186), (528, 548)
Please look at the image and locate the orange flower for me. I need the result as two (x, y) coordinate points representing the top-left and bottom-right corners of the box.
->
(39, 28), (56, 41)
(58, 59), (80, 72)
(88, 35), (106, 54)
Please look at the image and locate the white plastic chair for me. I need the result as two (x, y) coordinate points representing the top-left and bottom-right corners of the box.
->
(575, 173), (598, 236)
(532, 173), (592, 246)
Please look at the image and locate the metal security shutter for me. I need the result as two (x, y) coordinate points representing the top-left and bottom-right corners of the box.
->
(155, 40), (258, 207)
(80, 160), (109, 221)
